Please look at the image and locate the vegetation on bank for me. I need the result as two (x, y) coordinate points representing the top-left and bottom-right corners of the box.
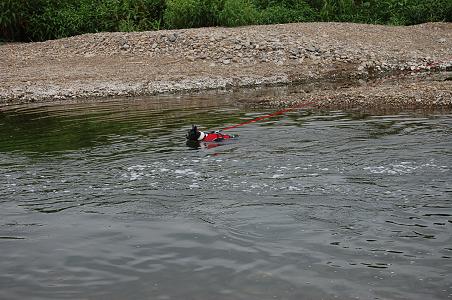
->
(1, 0), (451, 42)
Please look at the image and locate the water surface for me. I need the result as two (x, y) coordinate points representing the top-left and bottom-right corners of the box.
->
(1, 94), (451, 300)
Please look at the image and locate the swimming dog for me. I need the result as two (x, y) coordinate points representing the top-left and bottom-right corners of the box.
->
(186, 125), (237, 143)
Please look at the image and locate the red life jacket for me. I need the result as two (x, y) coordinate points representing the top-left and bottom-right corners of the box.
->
(199, 131), (235, 142)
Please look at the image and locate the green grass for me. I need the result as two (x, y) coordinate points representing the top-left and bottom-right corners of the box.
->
(1, 0), (450, 42)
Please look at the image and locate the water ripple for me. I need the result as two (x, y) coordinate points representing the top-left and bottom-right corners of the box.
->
(0, 96), (451, 300)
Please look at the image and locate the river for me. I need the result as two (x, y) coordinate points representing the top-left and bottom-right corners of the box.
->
(1, 92), (451, 300)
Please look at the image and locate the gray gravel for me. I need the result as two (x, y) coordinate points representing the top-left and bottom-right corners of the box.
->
(1, 22), (451, 108)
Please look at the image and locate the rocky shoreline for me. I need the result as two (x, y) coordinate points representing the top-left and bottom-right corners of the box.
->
(1, 22), (451, 109)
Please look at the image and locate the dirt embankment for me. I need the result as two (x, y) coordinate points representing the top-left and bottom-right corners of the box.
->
(1, 22), (451, 109)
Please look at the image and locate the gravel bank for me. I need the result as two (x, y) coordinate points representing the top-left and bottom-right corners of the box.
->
(1, 22), (451, 108)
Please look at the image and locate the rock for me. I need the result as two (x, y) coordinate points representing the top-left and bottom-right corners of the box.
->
(222, 59), (231, 65)
(120, 44), (130, 50)
(168, 34), (177, 42)
(306, 45), (316, 52)
(198, 52), (208, 60)
(438, 38), (446, 43)
(289, 47), (300, 56)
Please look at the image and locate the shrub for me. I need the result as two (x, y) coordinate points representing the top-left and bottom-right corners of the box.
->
(359, 0), (451, 25)
(164, 0), (257, 29)
(164, 0), (209, 28)
(164, 0), (227, 29)
(318, 0), (364, 22)
(0, 0), (21, 40)
(218, 0), (258, 27)
(1, 0), (165, 41)
(0, 0), (49, 41)
(392, 0), (451, 25)
(258, 1), (318, 24)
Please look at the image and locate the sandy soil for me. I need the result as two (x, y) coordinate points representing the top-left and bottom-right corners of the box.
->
(1, 22), (451, 109)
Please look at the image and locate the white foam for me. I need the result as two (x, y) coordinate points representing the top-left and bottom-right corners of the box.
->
(174, 169), (201, 177)
(189, 183), (200, 189)
(129, 172), (143, 180)
(364, 160), (449, 175)
(127, 164), (146, 171)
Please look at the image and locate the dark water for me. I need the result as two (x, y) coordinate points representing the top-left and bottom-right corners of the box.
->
(1, 94), (451, 300)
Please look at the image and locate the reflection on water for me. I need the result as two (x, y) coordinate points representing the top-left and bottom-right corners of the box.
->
(0, 94), (451, 300)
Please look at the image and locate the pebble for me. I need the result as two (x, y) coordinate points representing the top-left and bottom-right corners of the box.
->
(120, 43), (130, 50)
(168, 34), (177, 42)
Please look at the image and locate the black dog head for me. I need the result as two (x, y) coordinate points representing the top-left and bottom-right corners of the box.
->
(186, 125), (201, 141)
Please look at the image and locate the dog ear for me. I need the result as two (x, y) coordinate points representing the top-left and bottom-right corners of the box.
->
(192, 125), (197, 131)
